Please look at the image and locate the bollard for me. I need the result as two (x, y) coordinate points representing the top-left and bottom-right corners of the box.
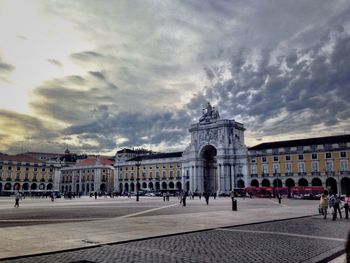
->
(232, 199), (237, 211)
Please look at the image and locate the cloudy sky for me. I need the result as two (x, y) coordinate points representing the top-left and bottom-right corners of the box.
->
(1, 0), (350, 155)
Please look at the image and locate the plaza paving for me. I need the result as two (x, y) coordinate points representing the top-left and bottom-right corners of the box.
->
(0, 196), (348, 262)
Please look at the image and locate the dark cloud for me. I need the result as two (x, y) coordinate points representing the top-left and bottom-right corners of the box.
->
(0, 56), (15, 74)
(70, 51), (105, 62)
(47, 58), (62, 67)
(192, 26), (350, 144)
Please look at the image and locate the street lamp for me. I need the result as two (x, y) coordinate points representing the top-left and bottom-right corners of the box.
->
(136, 160), (141, 202)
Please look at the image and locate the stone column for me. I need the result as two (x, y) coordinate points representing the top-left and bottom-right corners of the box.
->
(114, 166), (119, 193)
(181, 166), (185, 191)
(231, 163), (235, 190)
(217, 164), (221, 194)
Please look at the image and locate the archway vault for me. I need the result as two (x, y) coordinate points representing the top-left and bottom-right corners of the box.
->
(200, 145), (217, 193)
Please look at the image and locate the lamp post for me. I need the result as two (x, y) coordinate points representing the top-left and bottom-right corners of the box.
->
(136, 160), (140, 202)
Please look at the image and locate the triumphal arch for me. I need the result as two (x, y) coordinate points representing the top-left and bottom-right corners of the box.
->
(182, 102), (248, 194)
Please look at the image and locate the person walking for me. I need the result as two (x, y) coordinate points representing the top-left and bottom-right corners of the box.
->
(333, 194), (342, 219)
(94, 191), (97, 200)
(319, 193), (328, 219)
(328, 194), (336, 220)
(204, 192), (210, 205)
(163, 192), (166, 202)
(182, 192), (187, 207)
(344, 193), (350, 219)
(166, 191), (170, 202)
(14, 191), (21, 208)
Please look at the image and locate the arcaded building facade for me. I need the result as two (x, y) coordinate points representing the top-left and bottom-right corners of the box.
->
(247, 135), (350, 195)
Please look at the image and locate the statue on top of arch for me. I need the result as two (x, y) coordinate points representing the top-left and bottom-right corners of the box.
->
(199, 102), (220, 124)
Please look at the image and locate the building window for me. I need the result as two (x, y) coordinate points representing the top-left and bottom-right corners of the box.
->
(262, 164), (268, 174)
(273, 164), (280, 174)
(156, 171), (160, 178)
(285, 163), (292, 173)
(251, 158), (256, 163)
(162, 171), (166, 178)
(17, 167), (21, 171)
(142, 172), (146, 178)
(177, 170), (181, 177)
(273, 156), (279, 162)
(326, 152), (332, 159)
(312, 162), (319, 172)
(326, 161), (333, 172)
(340, 160), (348, 172)
(298, 162), (305, 173)
(340, 152), (347, 158)
(285, 155), (290, 161)
(42, 168), (45, 172)
(170, 171), (173, 178)
(251, 165), (257, 175)
(298, 154), (304, 160)
(311, 153), (317, 160)
(149, 171), (152, 178)
(262, 157), (267, 163)
(149, 166), (152, 170)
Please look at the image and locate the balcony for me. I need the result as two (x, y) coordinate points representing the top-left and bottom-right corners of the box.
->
(298, 172), (307, 176)
(155, 176), (160, 181)
(162, 176), (167, 180)
(176, 176), (182, 180)
(148, 177), (153, 181)
(169, 176), (174, 180)
(250, 174), (258, 178)
(261, 173), (269, 177)
(311, 172), (320, 176)
(285, 173), (293, 177)
(273, 173), (281, 177)
(237, 174), (244, 178)
(340, 171), (349, 175)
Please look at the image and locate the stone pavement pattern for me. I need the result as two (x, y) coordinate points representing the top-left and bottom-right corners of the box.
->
(1, 217), (348, 263)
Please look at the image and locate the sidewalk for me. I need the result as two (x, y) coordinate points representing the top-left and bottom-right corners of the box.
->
(0, 198), (324, 259)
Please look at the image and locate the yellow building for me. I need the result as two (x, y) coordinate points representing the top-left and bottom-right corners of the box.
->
(60, 156), (114, 195)
(247, 135), (350, 195)
(115, 151), (183, 193)
(0, 153), (61, 195)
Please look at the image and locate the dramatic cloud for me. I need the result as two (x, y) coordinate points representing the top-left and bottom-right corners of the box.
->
(0, 1), (350, 154)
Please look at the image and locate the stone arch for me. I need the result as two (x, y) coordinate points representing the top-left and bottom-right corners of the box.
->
(311, 178), (322, 187)
(39, 183), (45, 191)
(46, 183), (53, 190)
(262, 179), (271, 187)
(169, 182), (175, 189)
(4, 182), (11, 191)
(237, 179), (245, 188)
(119, 183), (123, 192)
(13, 182), (20, 191)
(250, 179), (259, 187)
(142, 182), (147, 189)
(285, 178), (295, 187)
(31, 183), (37, 190)
(22, 183), (29, 191)
(130, 182), (135, 192)
(340, 177), (350, 195)
(148, 182), (154, 190)
(155, 182), (160, 191)
(176, 181), (182, 190)
(162, 182), (167, 190)
(124, 183), (129, 192)
(326, 177), (337, 194)
(298, 178), (308, 187)
(100, 183), (106, 192)
(273, 179), (283, 187)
